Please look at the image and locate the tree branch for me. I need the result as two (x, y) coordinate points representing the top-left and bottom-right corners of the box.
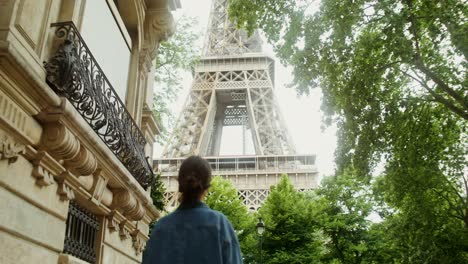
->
(403, 0), (467, 118)
(376, 60), (404, 72)
(398, 69), (468, 120)
(413, 59), (468, 110)
(155, 50), (177, 70)
(429, 187), (464, 218)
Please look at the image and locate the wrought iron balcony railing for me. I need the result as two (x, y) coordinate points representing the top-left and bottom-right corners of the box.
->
(45, 22), (154, 189)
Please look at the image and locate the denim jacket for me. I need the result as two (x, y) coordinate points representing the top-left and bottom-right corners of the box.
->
(143, 202), (243, 264)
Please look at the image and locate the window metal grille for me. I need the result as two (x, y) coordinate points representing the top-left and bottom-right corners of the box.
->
(63, 201), (100, 263)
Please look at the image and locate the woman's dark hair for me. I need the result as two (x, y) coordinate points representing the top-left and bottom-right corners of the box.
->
(178, 156), (212, 204)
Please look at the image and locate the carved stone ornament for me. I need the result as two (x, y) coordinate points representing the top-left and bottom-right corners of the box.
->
(31, 151), (56, 187)
(140, 9), (175, 68)
(148, 9), (175, 44)
(107, 211), (120, 233)
(119, 221), (130, 240)
(132, 230), (146, 255)
(57, 179), (75, 201)
(32, 165), (55, 186)
(0, 131), (25, 164)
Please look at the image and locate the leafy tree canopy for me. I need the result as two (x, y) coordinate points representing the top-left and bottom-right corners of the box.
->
(229, 0), (467, 174)
(259, 175), (324, 264)
(316, 170), (400, 263)
(229, 1), (468, 262)
(316, 171), (373, 263)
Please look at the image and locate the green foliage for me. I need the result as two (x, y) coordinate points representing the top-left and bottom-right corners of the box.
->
(150, 173), (166, 211)
(229, 1), (468, 262)
(372, 103), (468, 263)
(153, 15), (201, 144)
(205, 176), (257, 262)
(317, 173), (372, 263)
(253, 173), (399, 264)
(229, 0), (467, 174)
(315, 171), (397, 263)
(149, 173), (166, 233)
(259, 175), (324, 264)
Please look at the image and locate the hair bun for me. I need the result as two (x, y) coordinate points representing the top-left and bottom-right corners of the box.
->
(181, 173), (203, 191)
(177, 156), (212, 204)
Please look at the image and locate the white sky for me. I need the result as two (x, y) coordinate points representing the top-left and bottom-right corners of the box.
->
(154, 0), (337, 177)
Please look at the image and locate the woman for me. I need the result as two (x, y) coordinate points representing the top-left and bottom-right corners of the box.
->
(143, 156), (243, 264)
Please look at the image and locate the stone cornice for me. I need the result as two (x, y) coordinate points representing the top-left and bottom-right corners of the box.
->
(35, 99), (159, 219)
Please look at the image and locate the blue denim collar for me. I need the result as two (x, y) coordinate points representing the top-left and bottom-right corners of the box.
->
(178, 201), (208, 210)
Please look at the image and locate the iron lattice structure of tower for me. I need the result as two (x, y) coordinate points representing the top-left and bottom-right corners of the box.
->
(155, 0), (318, 211)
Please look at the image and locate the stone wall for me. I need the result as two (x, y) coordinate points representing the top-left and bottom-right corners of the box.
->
(0, 0), (179, 263)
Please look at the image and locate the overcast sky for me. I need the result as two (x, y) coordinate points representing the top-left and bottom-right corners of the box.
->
(154, 0), (337, 177)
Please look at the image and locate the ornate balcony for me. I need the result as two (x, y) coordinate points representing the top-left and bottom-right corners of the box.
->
(45, 22), (154, 189)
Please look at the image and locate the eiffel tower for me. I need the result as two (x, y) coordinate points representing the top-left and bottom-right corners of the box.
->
(154, 0), (318, 211)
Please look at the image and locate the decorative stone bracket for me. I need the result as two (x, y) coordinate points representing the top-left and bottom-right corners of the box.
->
(40, 120), (98, 177)
(31, 151), (59, 187)
(108, 211), (121, 233)
(112, 189), (145, 221)
(107, 210), (147, 256)
(132, 229), (146, 255)
(57, 178), (75, 201)
(90, 171), (109, 206)
(119, 220), (131, 240)
(140, 8), (175, 71)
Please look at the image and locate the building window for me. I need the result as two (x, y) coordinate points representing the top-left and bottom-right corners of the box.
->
(63, 201), (100, 263)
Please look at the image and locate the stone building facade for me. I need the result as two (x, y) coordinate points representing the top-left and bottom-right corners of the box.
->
(0, 0), (179, 263)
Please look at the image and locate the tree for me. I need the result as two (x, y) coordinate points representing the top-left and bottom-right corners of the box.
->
(229, 1), (468, 262)
(259, 175), (324, 264)
(315, 171), (398, 264)
(372, 104), (468, 262)
(229, 0), (467, 121)
(205, 176), (257, 262)
(153, 15), (201, 144)
(148, 173), (166, 233)
(150, 173), (166, 211)
(316, 173), (372, 263)
(229, 0), (467, 175)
